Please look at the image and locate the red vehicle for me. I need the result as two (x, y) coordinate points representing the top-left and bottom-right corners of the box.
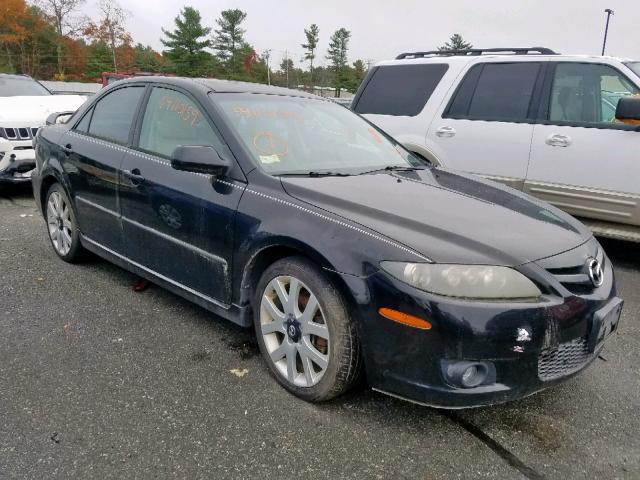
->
(101, 72), (173, 87)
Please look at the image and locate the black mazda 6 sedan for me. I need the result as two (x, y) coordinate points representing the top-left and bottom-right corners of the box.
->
(32, 77), (623, 408)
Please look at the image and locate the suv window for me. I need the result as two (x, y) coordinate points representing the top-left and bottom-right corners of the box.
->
(353, 64), (448, 116)
(139, 87), (223, 158)
(88, 86), (144, 144)
(625, 62), (640, 78)
(549, 63), (639, 125)
(446, 63), (541, 121)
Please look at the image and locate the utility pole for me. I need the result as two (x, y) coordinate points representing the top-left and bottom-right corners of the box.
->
(602, 8), (615, 56)
(264, 49), (271, 85)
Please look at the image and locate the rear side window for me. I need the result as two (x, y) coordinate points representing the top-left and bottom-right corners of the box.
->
(88, 86), (145, 144)
(138, 87), (224, 158)
(446, 63), (541, 121)
(353, 64), (448, 116)
(74, 108), (92, 133)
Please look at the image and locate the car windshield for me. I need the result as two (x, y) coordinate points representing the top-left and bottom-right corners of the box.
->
(0, 76), (51, 97)
(625, 62), (640, 78)
(213, 93), (423, 175)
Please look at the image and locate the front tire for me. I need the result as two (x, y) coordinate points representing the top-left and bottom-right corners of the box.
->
(45, 183), (84, 262)
(254, 256), (362, 402)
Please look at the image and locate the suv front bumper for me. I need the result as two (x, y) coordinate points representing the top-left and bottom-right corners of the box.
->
(0, 139), (36, 184)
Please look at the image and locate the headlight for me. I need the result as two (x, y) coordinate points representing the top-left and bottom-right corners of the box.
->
(380, 262), (541, 300)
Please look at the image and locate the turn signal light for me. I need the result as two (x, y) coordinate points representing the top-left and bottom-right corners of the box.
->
(378, 308), (432, 330)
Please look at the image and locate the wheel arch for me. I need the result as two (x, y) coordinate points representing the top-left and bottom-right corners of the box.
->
(236, 240), (360, 321)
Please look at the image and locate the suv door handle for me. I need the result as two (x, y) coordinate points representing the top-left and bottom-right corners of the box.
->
(123, 168), (146, 186)
(435, 126), (456, 138)
(545, 134), (572, 147)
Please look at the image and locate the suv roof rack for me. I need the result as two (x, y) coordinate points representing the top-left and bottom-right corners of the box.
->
(395, 47), (557, 60)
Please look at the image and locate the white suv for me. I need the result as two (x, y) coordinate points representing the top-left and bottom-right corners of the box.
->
(353, 48), (640, 241)
(0, 74), (85, 184)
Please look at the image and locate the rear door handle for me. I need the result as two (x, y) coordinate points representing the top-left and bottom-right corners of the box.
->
(545, 134), (572, 147)
(123, 168), (146, 185)
(435, 126), (456, 138)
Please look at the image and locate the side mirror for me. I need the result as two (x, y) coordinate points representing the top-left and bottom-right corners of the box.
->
(615, 97), (640, 127)
(170, 145), (231, 176)
(46, 111), (75, 125)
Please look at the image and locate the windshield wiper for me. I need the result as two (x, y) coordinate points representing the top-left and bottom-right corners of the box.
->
(359, 165), (426, 175)
(278, 171), (353, 177)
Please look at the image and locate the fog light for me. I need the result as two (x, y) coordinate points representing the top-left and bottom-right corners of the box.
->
(461, 365), (484, 388)
(442, 360), (494, 389)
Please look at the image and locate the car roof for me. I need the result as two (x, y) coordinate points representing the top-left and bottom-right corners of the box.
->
(375, 53), (638, 68)
(111, 76), (322, 100)
(0, 73), (36, 80)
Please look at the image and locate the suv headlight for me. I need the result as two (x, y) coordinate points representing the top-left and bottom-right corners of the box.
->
(380, 262), (541, 300)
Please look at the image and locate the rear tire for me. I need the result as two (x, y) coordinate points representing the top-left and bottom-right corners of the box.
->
(253, 256), (362, 402)
(44, 183), (84, 262)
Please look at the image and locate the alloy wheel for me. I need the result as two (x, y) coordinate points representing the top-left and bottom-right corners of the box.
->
(260, 275), (330, 387)
(46, 191), (73, 256)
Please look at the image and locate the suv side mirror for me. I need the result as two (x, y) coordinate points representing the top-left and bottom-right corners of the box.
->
(615, 97), (640, 127)
(170, 145), (231, 176)
(46, 111), (75, 125)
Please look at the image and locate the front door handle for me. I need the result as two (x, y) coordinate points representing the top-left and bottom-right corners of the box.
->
(435, 126), (456, 138)
(63, 143), (73, 154)
(123, 168), (146, 186)
(545, 133), (572, 147)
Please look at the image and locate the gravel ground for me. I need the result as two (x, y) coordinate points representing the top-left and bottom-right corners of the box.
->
(1, 184), (638, 479)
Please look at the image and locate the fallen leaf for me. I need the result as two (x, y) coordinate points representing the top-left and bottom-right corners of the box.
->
(230, 368), (249, 378)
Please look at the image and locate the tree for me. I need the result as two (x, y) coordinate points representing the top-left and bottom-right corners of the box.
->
(133, 43), (163, 72)
(326, 28), (350, 97)
(438, 33), (472, 51)
(37, 0), (88, 75)
(301, 24), (319, 86)
(84, 0), (131, 72)
(280, 56), (293, 88)
(213, 9), (247, 75)
(345, 59), (366, 92)
(161, 6), (212, 77)
(84, 41), (112, 79)
(0, 0), (30, 72)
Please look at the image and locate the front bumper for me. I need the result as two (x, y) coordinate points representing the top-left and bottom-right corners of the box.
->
(340, 247), (620, 408)
(0, 139), (36, 184)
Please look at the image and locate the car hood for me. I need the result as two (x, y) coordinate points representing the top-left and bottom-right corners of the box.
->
(280, 168), (592, 266)
(0, 95), (86, 125)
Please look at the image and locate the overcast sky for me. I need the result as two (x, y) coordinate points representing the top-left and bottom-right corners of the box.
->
(86, 0), (640, 67)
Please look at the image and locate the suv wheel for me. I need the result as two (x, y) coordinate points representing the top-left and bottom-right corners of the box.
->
(45, 184), (83, 262)
(254, 256), (362, 402)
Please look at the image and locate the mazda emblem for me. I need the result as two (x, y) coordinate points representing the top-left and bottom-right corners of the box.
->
(587, 258), (604, 287)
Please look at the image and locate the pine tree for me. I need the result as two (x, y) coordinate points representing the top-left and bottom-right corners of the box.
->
(213, 9), (247, 74)
(438, 34), (473, 52)
(133, 43), (162, 72)
(301, 24), (319, 86)
(84, 41), (113, 79)
(160, 7), (212, 76)
(326, 28), (350, 97)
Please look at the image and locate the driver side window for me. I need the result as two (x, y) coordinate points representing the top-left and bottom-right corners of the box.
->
(549, 63), (639, 125)
(139, 87), (224, 158)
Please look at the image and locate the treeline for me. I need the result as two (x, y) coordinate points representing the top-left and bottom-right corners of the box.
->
(0, 0), (367, 95)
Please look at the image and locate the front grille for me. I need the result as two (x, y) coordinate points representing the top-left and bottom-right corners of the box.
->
(0, 127), (38, 140)
(546, 247), (605, 295)
(538, 337), (592, 381)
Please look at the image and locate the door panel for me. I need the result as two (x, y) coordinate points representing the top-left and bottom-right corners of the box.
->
(119, 86), (245, 303)
(64, 85), (145, 251)
(526, 62), (640, 226)
(429, 62), (544, 185)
